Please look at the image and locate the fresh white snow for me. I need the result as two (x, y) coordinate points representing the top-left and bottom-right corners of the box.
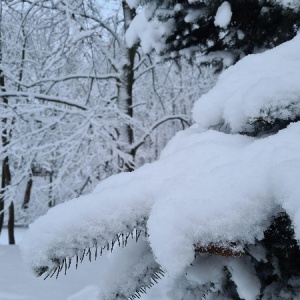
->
(0, 244), (101, 300)
(125, 5), (175, 53)
(0, 227), (27, 245)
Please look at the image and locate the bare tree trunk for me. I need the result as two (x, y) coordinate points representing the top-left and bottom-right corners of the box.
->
(8, 201), (15, 244)
(19, 12), (34, 212)
(22, 175), (33, 209)
(0, 196), (3, 235)
(0, 158), (9, 234)
(117, 1), (138, 171)
(0, 0), (13, 238)
(48, 171), (54, 208)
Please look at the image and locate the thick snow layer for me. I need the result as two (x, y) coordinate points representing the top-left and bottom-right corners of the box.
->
(193, 35), (300, 133)
(20, 168), (156, 273)
(148, 122), (300, 276)
(20, 121), (300, 278)
(214, 2), (232, 28)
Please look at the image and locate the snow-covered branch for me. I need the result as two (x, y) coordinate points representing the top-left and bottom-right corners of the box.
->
(132, 115), (190, 151)
(0, 92), (88, 110)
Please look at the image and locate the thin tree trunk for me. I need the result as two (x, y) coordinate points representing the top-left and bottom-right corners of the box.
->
(48, 171), (54, 208)
(22, 175), (33, 209)
(19, 12), (33, 213)
(0, 157), (11, 234)
(117, 1), (138, 171)
(8, 201), (15, 244)
(0, 0), (13, 237)
(0, 197), (3, 235)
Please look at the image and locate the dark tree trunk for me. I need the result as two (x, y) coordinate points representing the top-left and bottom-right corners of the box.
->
(0, 139), (11, 234)
(22, 176), (33, 209)
(48, 171), (54, 208)
(0, 190), (3, 235)
(8, 201), (15, 244)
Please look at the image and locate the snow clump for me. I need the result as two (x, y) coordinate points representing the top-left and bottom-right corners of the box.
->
(214, 1), (232, 28)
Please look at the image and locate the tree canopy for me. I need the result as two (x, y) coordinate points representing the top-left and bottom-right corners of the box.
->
(0, 0), (211, 238)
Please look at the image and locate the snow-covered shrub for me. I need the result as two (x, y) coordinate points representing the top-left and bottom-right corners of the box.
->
(20, 35), (300, 299)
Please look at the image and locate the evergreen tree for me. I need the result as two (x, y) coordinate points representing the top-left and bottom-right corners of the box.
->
(140, 0), (300, 62)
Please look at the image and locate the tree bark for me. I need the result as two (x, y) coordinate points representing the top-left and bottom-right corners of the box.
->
(117, 2), (138, 171)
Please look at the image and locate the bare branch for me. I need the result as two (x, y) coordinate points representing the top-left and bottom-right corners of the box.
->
(133, 57), (147, 71)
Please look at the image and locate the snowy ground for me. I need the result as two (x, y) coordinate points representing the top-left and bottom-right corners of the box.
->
(0, 229), (171, 300)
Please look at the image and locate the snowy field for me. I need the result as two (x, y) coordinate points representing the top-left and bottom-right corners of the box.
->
(0, 229), (170, 300)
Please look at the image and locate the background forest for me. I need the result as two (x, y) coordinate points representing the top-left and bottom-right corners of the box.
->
(0, 0), (216, 242)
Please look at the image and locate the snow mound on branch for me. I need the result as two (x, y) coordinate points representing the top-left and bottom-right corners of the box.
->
(214, 1), (232, 28)
(20, 121), (300, 278)
(148, 122), (300, 276)
(19, 169), (156, 273)
(193, 34), (300, 133)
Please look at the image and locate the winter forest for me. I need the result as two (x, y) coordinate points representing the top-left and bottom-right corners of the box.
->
(1, 0), (300, 299)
